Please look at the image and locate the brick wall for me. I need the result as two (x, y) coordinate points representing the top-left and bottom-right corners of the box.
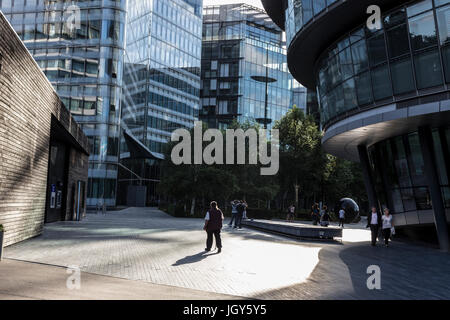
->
(0, 13), (89, 246)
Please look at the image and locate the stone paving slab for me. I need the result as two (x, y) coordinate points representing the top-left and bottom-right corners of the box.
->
(0, 259), (242, 300)
(3, 207), (450, 300)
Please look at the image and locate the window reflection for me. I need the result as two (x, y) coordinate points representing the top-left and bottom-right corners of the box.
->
(315, 0), (450, 126)
(368, 126), (450, 213)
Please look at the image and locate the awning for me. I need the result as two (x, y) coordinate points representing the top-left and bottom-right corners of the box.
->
(121, 130), (164, 160)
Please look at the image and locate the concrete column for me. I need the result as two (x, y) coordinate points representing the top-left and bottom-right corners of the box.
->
(357, 145), (379, 212)
(418, 126), (450, 252)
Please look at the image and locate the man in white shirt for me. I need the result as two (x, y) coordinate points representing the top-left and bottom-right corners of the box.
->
(366, 206), (381, 246)
(338, 208), (345, 228)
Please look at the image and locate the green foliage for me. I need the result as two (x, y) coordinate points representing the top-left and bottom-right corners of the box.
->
(274, 106), (326, 205)
(0, 224), (3, 232)
(158, 120), (278, 213)
(158, 106), (367, 217)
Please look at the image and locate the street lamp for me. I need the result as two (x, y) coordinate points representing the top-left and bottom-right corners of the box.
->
(251, 46), (277, 129)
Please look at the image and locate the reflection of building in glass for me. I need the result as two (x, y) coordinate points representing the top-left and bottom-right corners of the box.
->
(264, 0), (450, 250)
(118, 0), (202, 206)
(291, 81), (307, 111)
(200, 3), (293, 129)
(0, 0), (126, 207)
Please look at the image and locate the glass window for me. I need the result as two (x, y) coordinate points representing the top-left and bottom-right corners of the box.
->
(436, 5), (450, 44)
(302, 0), (313, 25)
(401, 188), (417, 211)
(367, 33), (387, 66)
(390, 57), (415, 94)
(387, 24), (410, 58)
(432, 129), (449, 185)
(393, 136), (413, 188)
(342, 78), (357, 111)
(350, 28), (364, 44)
(371, 65), (392, 100)
(339, 47), (353, 80)
(414, 187), (432, 210)
(409, 11), (438, 51)
(313, 0), (326, 15)
(436, 0), (450, 6)
(414, 49), (443, 88)
(384, 8), (407, 29)
(407, 0), (433, 17)
(351, 40), (369, 73)
(407, 133), (427, 186)
(355, 71), (373, 105)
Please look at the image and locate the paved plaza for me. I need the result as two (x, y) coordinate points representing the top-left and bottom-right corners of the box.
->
(2, 208), (450, 299)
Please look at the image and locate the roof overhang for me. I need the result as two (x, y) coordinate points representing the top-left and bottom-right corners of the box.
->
(122, 130), (164, 160)
(260, 0), (286, 30)
(323, 102), (450, 162)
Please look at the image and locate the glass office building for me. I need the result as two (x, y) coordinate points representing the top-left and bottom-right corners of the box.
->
(0, 0), (126, 207)
(291, 80), (307, 112)
(118, 0), (202, 205)
(263, 0), (450, 249)
(201, 3), (293, 129)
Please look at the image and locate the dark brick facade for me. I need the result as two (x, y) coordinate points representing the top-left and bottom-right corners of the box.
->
(0, 13), (89, 246)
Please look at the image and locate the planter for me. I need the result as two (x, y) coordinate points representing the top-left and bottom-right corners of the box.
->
(0, 231), (3, 261)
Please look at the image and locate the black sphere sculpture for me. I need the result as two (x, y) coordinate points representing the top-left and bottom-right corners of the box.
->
(337, 198), (360, 223)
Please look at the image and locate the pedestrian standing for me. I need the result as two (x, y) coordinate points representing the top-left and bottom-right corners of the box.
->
(287, 204), (295, 222)
(235, 200), (245, 229)
(242, 201), (248, 220)
(381, 208), (394, 247)
(320, 205), (330, 227)
(338, 207), (345, 228)
(366, 206), (381, 246)
(229, 200), (238, 227)
(203, 201), (224, 253)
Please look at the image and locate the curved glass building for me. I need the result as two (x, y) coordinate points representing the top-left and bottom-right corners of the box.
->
(262, 0), (450, 250)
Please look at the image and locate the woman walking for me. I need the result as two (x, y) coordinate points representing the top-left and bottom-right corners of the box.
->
(381, 208), (394, 247)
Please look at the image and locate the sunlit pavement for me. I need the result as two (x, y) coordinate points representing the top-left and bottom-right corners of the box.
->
(3, 208), (450, 299)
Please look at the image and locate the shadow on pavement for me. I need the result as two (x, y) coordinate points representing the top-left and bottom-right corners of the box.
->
(172, 250), (220, 266)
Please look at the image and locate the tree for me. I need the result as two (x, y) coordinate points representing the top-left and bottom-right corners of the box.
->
(274, 106), (325, 209)
(158, 124), (239, 215)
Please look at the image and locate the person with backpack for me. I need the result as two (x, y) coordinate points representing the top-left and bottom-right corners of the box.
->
(203, 201), (224, 253)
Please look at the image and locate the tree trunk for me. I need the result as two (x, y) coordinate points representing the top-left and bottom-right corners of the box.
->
(282, 190), (288, 211)
(294, 181), (299, 208)
(190, 197), (196, 216)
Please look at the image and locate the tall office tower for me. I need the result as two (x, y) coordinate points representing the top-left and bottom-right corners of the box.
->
(118, 0), (202, 206)
(0, 0), (126, 208)
(200, 3), (294, 130)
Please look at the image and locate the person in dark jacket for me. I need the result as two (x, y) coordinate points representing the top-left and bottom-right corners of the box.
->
(366, 206), (382, 246)
(203, 201), (224, 253)
(235, 200), (246, 229)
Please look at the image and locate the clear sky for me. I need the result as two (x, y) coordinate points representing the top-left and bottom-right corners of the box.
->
(203, 0), (264, 9)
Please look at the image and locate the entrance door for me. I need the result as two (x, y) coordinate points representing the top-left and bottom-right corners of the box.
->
(45, 140), (67, 223)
